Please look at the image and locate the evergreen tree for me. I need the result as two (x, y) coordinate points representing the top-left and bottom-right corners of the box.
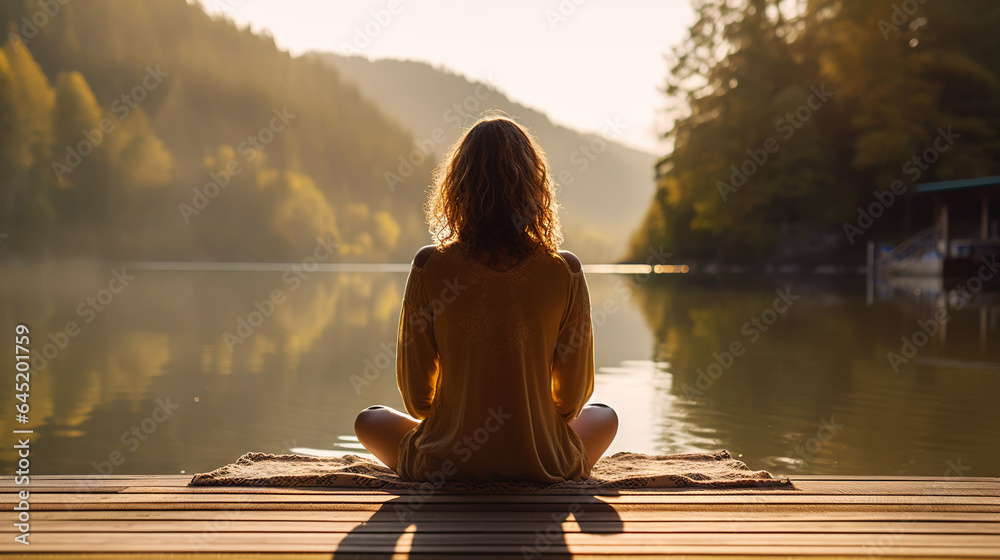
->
(630, 0), (1000, 263)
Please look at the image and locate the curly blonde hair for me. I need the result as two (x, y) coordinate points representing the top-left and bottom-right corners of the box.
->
(426, 113), (562, 265)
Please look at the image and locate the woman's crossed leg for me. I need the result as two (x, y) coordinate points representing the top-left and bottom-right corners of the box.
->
(354, 403), (618, 474)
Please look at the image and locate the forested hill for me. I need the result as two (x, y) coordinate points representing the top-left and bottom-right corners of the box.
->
(317, 54), (657, 263)
(629, 0), (1000, 264)
(0, 0), (432, 262)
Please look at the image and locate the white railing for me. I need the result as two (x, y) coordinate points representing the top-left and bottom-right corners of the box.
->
(877, 227), (936, 273)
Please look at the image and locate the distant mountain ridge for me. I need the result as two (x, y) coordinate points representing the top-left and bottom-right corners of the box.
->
(314, 53), (657, 263)
(0, 0), (434, 262)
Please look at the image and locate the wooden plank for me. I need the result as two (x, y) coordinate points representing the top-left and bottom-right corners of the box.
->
(0, 481), (185, 489)
(8, 482), (1000, 496)
(6, 474), (998, 482)
(107, 480), (1000, 495)
(1, 475), (193, 480)
(1, 531), (998, 552)
(7, 492), (998, 505)
(0, 464), (996, 560)
(94, 481), (998, 496)
(3, 474), (997, 490)
(2, 550), (997, 559)
(12, 519), (1000, 535)
(0, 477), (191, 485)
(8, 502), (998, 513)
(4, 552), (988, 560)
(24, 509), (1000, 522)
(4, 486), (131, 494)
(784, 475), (1000, 482)
(0, 479), (189, 489)
(5, 530), (1000, 546)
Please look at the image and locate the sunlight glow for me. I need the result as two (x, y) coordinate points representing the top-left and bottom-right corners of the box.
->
(196, 0), (693, 152)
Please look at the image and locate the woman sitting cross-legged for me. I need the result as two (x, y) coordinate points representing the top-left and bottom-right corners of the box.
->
(354, 113), (618, 482)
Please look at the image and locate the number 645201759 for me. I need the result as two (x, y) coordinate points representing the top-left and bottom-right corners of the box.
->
(15, 324), (30, 415)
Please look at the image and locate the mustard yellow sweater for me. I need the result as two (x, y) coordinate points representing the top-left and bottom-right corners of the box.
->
(394, 245), (594, 482)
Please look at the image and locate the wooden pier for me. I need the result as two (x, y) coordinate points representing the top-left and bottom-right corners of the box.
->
(2, 474), (999, 557)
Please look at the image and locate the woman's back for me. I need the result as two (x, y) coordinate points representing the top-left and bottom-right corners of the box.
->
(395, 244), (594, 482)
(353, 113), (616, 483)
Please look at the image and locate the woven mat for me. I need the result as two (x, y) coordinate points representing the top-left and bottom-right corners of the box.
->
(190, 450), (791, 493)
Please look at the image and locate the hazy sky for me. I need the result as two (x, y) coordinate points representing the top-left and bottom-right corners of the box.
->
(199, 0), (693, 153)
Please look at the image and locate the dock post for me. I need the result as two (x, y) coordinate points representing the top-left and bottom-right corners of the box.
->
(982, 194), (990, 241)
(866, 240), (875, 305)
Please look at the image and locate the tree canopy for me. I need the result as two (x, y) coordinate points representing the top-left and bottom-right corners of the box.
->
(0, 0), (432, 261)
(629, 0), (1000, 263)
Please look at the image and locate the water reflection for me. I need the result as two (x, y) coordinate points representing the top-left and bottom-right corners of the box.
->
(0, 264), (997, 476)
(627, 275), (1000, 476)
(0, 262), (407, 475)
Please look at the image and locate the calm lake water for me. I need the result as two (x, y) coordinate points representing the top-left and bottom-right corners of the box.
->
(1, 262), (998, 477)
